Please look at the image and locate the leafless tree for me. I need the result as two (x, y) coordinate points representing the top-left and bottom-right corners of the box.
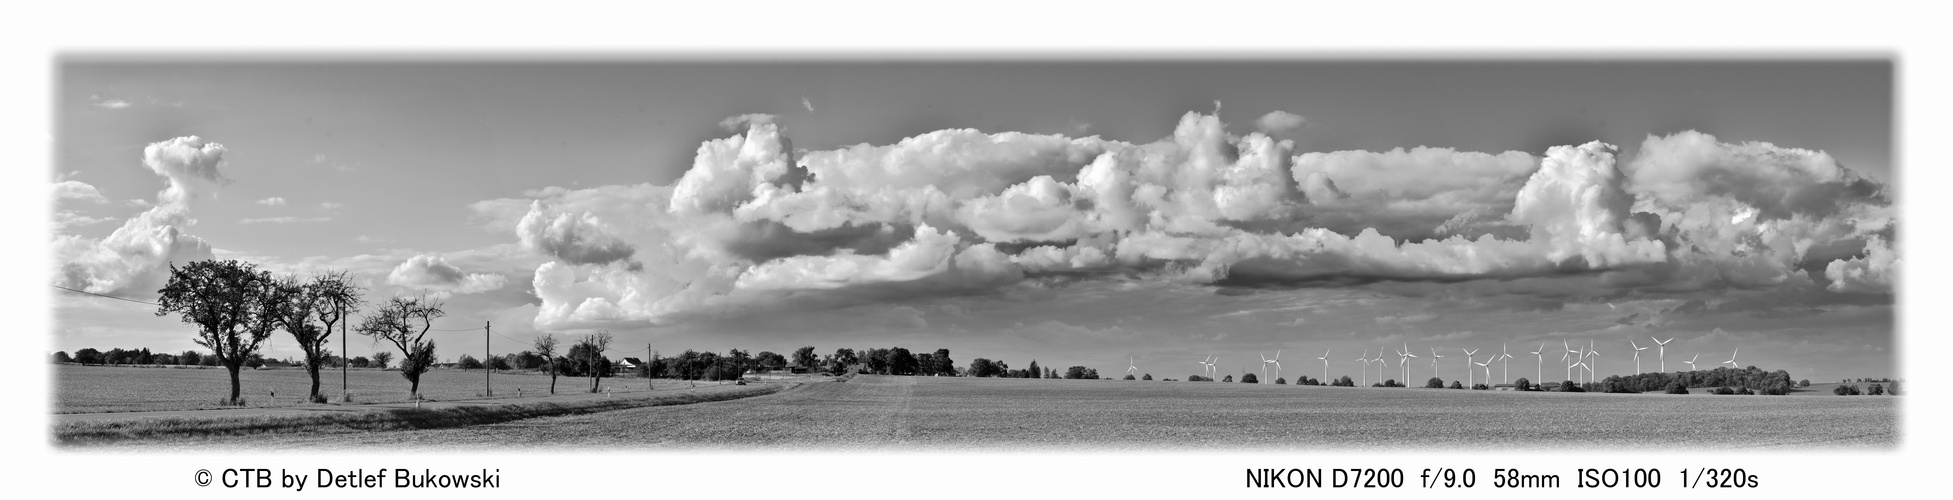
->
(533, 333), (559, 394)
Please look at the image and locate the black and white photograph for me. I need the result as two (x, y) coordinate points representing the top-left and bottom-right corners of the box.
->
(10, 2), (1943, 497)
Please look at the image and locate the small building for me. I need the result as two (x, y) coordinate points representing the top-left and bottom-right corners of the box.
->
(1492, 384), (1518, 391)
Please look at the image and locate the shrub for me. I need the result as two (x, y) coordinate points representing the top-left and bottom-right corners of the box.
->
(1888, 380), (1900, 395)
(1333, 376), (1354, 387)
(1472, 383), (1489, 390)
(1187, 375), (1209, 382)
(1222, 375), (1233, 383)
(1142, 374), (1153, 381)
(1665, 382), (1689, 394)
(1868, 383), (1884, 396)
(1798, 379), (1811, 388)
(1426, 377), (1445, 389)
(1449, 381), (1464, 389)
(1122, 374), (1136, 380)
(1711, 386), (1735, 395)
(1514, 377), (1532, 391)
(1558, 380), (1584, 393)
(1833, 384), (1861, 396)
(1241, 373), (1259, 384)
(1735, 387), (1754, 395)
(1379, 379), (1399, 388)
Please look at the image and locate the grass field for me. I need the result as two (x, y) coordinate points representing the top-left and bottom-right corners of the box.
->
(164, 375), (1897, 451)
(53, 364), (693, 413)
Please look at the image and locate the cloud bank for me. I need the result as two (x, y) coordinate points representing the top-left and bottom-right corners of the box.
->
(52, 136), (227, 296)
(476, 112), (1896, 330)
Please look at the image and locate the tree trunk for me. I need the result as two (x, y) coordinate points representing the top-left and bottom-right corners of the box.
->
(549, 372), (557, 394)
(409, 374), (421, 400)
(307, 364), (323, 402)
(226, 363), (243, 405)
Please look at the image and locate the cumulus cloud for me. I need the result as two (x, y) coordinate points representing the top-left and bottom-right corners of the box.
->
(94, 98), (131, 109)
(1255, 111), (1308, 134)
(53, 180), (109, 204)
(485, 112), (1895, 330)
(387, 254), (509, 294)
(255, 197), (287, 206)
(52, 136), (226, 296)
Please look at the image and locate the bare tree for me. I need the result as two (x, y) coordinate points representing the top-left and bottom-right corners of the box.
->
(355, 294), (444, 399)
(533, 333), (559, 394)
(156, 260), (279, 405)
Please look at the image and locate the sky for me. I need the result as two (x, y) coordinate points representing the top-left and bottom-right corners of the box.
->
(48, 59), (1897, 383)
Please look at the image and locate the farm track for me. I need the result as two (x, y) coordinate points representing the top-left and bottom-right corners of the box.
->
(168, 375), (1897, 451)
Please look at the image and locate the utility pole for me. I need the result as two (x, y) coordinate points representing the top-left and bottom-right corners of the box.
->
(340, 303), (348, 402)
(485, 321), (492, 397)
(647, 344), (654, 391)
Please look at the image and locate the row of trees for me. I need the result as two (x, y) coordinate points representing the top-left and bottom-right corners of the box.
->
(155, 260), (365, 404)
(54, 348), (396, 369)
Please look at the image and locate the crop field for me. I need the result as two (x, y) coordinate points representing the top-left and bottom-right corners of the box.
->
(184, 375), (1897, 451)
(53, 364), (694, 413)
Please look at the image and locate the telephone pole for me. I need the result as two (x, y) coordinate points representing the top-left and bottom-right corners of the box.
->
(484, 321), (493, 397)
(647, 344), (654, 390)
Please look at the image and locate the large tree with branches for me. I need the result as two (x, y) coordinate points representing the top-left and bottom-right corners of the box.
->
(273, 271), (364, 403)
(156, 259), (279, 405)
(355, 295), (444, 399)
(573, 331), (613, 393)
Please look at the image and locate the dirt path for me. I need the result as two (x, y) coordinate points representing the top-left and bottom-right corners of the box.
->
(53, 382), (764, 425)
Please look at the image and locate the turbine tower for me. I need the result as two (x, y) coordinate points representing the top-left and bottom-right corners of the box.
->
(1210, 355), (1220, 380)
(1631, 340), (1648, 375)
(1722, 347), (1740, 369)
(1652, 337), (1674, 372)
(1259, 352), (1271, 383)
(1683, 353), (1699, 371)
(1317, 348), (1331, 384)
(1462, 348), (1478, 387)
(1529, 342), (1546, 384)
(1499, 343), (1514, 384)
(1474, 357), (1492, 387)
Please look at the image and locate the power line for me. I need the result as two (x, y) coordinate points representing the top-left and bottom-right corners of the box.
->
(50, 284), (158, 306)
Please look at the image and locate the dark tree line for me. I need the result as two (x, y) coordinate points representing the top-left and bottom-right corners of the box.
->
(1590, 366), (1798, 395)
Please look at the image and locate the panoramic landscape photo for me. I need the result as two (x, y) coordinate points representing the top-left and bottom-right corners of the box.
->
(48, 59), (1899, 450)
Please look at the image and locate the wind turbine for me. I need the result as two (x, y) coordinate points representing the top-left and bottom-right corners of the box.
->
(1198, 355), (1213, 380)
(1474, 357), (1492, 387)
(1263, 350), (1282, 383)
(1356, 350), (1370, 386)
(1722, 347), (1740, 369)
(1499, 343), (1514, 384)
(1631, 340), (1647, 375)
(1397, 342), (1418, 386)
(1683, 353), (1699, 371)
(1429, 347), (1445, 384)
(1529, 342), (1546, 384)
(1564, 340), (1581, 384)
(1568, 351), (1588, 387)
(1462, 348), (1479, 387)
(1210, 355), (1220, 380)
(1586, 340), (1600, 382)
(1652, 337), (1674, 372)
(1317, 348), (1331, 383)
(1372, 350), (1388, 385)
(1127, 356), (1138, 378)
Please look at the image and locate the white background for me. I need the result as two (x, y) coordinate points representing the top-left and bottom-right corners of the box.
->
(4, 1), (1938, 497)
